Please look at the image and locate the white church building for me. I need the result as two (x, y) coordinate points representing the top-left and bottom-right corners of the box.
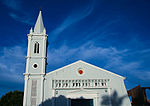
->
(23, 11), (131, 106)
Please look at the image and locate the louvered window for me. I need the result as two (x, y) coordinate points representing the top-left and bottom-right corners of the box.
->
(31, 80), (37, 106)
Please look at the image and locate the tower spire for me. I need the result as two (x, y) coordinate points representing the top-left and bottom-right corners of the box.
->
(34, 11), (45, 34)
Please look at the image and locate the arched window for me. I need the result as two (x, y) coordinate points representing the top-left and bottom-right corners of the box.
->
(34, 42), (39, 53)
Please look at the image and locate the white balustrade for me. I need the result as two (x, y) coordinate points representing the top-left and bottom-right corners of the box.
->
(52, 79), (109, 89)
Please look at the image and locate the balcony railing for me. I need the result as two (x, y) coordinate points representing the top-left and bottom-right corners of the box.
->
(52, 79), (110, 89)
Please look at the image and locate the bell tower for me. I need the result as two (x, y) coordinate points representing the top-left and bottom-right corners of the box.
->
(23, 11), (48, 106)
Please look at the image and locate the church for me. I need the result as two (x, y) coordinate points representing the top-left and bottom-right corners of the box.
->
(23, 11), (131, 106)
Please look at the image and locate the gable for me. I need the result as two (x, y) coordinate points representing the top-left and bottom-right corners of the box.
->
(46, 60), (125, 80)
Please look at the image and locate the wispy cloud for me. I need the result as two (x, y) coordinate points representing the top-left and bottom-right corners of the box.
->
(47, 40), (150, 82)
(135, 71), (150, 80)
(49, 0), (94, 42)
(0, 0), (33, 25)
(9, 12), (33, 25)
(0, 40), (149, 90)
(0, 46), (26, 83)
(1, 0), (22, 10)
(81, 19), (121, 42)
(47, 41), (128, 69)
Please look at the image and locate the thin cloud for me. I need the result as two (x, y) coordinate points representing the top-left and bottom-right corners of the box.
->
(135, 71), (150, 80)
(81, 19), (120, 42)
(47, 40), (150, 82)
(49, 0), (94, 42)
(1, 0), (33, 25)
(0, 46), (26, 83)
(9, 12), (33, 25)
(1, 0), (22, 10)
(0, 41), (148, 87)
(47, 41), (128, 69)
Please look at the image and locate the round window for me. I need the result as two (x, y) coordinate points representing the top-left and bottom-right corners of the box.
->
(33, 64), (38, 69)
(78, 68), (84, 75)
(78, 69), (83, 74)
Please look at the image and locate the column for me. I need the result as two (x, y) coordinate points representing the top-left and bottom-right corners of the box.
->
(40, 76), (44, 105)
(23, 75), (29, 106)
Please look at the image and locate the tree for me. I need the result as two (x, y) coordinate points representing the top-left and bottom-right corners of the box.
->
(0, 90), (24, 106)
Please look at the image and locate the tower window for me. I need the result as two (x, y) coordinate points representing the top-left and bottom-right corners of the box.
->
(34, 42), (39, 53)
(33, 64), (38, 68)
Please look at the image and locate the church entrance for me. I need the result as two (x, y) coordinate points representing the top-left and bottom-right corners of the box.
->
(71, 99), (93, 106)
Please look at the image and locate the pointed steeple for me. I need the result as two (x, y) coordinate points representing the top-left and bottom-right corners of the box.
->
(30, 27), (33, 34)
(34, 11), (45, 34)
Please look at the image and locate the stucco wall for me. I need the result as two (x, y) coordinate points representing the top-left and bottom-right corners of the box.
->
(42, 61), (131, 106)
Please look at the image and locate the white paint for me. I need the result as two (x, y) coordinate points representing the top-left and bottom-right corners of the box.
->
(23, 11), (131, 106)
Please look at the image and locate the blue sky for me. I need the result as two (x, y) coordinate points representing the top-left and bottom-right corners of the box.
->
(0, 0), (150, 97)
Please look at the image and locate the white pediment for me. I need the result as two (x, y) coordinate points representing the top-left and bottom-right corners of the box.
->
(46, 60), (125, 79)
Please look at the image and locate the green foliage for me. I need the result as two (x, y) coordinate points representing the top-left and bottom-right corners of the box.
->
(0, 90), (24, 106)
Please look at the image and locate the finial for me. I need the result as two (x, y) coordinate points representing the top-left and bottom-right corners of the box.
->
(43, 28), (46, 34)
(30, 27), (33, 34)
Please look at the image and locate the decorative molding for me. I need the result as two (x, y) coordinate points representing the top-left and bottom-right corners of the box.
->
(24, 73), (46, 75)
(27, 34), (48, 37)
(52, 79), (110, 89)
(26, 56), (47, 59)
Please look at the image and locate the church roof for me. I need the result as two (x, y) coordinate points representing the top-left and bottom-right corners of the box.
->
(47, 60), (125, 79)
(33, 11), (45, 34)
